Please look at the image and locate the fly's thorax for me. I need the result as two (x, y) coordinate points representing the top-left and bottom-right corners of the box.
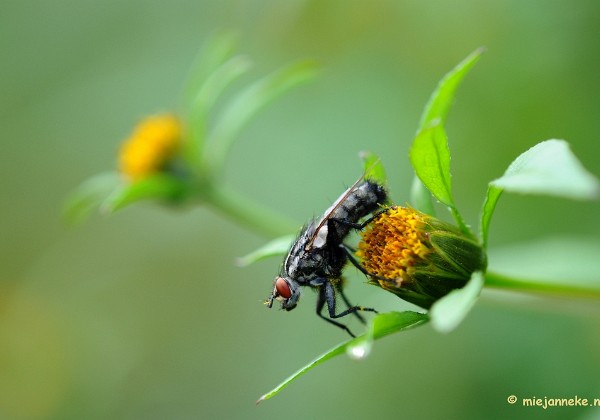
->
(284, 242), (331, 283)
(282, 219), (347, 283)
(283, 221), (317, 279)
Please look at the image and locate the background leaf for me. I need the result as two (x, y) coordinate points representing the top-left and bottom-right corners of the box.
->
(185, 55), (252, 166)
(236, 235), (295, 267)
(429, 271), (484, 333)
(203, 60), (319, 173)
(63, 172), (122, 224)
(181, 32), (238, 112)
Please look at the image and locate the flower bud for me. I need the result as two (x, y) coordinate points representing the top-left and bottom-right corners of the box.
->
(356, 206), (487, 309)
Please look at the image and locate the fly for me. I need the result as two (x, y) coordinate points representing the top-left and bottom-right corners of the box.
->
(266, 177), (388, 337)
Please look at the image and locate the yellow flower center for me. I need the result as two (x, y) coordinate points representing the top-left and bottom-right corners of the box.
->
(357, 206), (431, 285)
(118, 114), (182, 180)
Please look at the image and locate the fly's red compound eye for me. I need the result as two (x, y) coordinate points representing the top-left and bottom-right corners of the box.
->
(275, 277), (292, 299)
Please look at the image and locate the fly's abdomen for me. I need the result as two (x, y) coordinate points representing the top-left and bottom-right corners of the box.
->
(329, 180), (387, 238)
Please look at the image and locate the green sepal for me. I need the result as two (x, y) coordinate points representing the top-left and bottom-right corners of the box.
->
(428, 231), (487, 277)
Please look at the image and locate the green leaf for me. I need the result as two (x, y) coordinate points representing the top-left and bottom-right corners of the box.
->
(429, 271), (483, 333)
(186, 55), (252, 166)
(181, 32), (239, 112)
(418, 47), (485, 129)
(485, 236), (600, 297)
(101, 174), (187, 213)
(346, 311), (428, 360)
(480, 139), (600, 247)
(410, 48), (484, 219)
(490, 139), (599, 198)
(410, 122), (453, 206)
(256, 311), (428, 404)
(63, 172), (122, 224)
(204, 60), (319, 172)
(409, 123), (471, 234)
(236, 235), (295, 267)
(359, 151), (387, 186)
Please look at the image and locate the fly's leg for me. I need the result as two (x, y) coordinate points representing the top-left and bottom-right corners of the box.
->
(340, 243), (372, 277)
(317, 281), (378, 337)
(337, 283), (367, 324)
(341, 243), (397, 283)
(316, 284), (356, 337)
(331, 208), (388, 232)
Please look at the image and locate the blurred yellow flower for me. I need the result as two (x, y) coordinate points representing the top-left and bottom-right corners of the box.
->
(118, 114), (182, 180)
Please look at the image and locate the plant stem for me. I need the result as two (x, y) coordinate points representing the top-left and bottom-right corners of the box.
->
(484, 271), (600, 299)
(203, 182), (298, 238)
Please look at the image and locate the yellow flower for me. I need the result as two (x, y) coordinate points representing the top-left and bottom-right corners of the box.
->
(357, 206), (486, 309)
(118, 114), (182, 180)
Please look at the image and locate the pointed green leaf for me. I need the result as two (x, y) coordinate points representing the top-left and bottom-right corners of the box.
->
(185, 55), (252, 166)
(410, 122), (453, 206)
(236, 235), (295, 267)
(418, 47), (485, 129)
(204, 60), (319, 172)
(480, 139), (600, 247)
(410, 122), (471, 234)
(347, 311), (429, 360)
(182, 32), (239, 111)
(256, 311), (428, 403)
(63, 172), (122, 224)
(490, 139), (599, 199)
(101, 174), (187, 213)
(410, 48), (484, 216)
(429, 271), (483, 333)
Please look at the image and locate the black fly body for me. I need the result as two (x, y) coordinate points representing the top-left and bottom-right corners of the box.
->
(266, 177), (388, 337)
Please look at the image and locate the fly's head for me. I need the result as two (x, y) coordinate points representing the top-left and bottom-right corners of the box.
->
(266, 275), (301, 311)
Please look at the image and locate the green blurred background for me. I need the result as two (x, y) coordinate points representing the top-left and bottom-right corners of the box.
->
(2, 1), (600, 419)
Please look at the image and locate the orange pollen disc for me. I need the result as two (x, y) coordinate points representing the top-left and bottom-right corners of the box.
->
(357, 206), (431, 284)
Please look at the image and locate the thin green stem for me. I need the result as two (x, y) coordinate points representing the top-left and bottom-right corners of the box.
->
(484, 271), (600, 299)
(202, 182), (298, 238)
